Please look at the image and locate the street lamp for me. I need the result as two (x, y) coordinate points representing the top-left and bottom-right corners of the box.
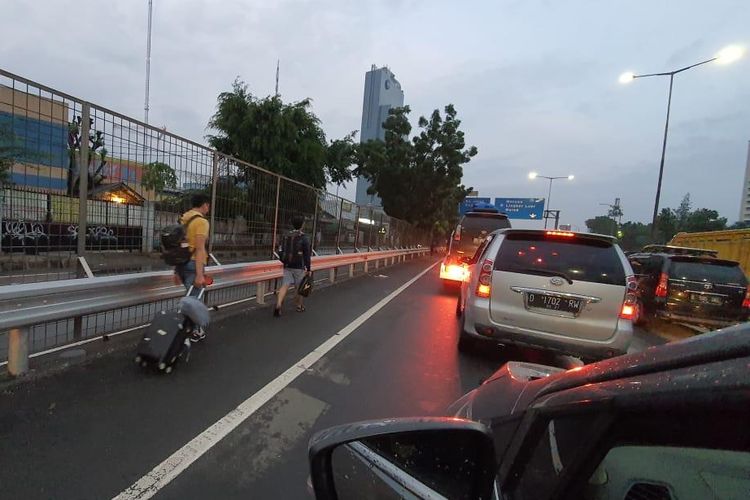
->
(619, 44), (744, 236)
(528, 172), (575, 229)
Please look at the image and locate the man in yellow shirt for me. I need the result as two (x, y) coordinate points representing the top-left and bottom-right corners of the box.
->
(175, 193), (210, 342)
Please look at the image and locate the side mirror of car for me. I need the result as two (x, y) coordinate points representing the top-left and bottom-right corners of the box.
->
(308, 418), (497, 500)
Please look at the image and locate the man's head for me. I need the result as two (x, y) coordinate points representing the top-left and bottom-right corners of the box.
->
(291, 215), (304, 231)
(191, 193), (211, 215)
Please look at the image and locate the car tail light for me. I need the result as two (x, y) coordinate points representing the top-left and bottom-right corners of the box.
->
(475, 259), (494, 298)
(454, 226), (462, 241)
(620, 303), (635, 320)
(655, 272), (669, 298)
(743, 285), (750, 309)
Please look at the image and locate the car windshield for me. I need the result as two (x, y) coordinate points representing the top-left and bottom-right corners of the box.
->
(494, 234), (626, 285)
(669, 260), (747, 286)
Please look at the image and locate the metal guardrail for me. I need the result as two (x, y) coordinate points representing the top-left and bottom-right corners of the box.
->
(1, 248), (428, 375)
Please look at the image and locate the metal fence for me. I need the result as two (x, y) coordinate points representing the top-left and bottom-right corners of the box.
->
(0, 68), (430, 285)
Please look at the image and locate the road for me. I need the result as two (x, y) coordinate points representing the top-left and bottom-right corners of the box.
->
(0, 257), (670, 499)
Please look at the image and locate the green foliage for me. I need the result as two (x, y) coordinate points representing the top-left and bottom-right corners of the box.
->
(141, 162), (178, 193)
(207, 79), (354, 189)
(355, 105), (476, 233)
(585, 215), (618, 236)
(654, 194), (727, 242)
(618, 221), (652, 251)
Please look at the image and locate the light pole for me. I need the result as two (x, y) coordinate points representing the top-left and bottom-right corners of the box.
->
(619, 45), (744, 237)
(529, 172), (574, 229)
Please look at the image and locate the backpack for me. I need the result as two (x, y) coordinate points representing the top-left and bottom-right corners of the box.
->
(161, 214), (205, 266)
(280, 230), (304, 268)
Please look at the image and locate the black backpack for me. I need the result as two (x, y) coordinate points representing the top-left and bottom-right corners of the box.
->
(161, 214), (205, 266)
(280, 230), (304, 267)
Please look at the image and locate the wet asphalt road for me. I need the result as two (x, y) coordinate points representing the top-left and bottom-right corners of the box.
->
(0, 257), (670, 499)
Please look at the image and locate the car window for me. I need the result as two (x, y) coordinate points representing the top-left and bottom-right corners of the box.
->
(470, 234), (494, 264)
(669, 260), (747, 286)
(455, 215), (511, 254)
(583, 446), (750, 500)
(494, 234), (626, 286)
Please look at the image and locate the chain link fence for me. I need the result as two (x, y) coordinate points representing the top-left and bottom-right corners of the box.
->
(0, 68), (430, 285)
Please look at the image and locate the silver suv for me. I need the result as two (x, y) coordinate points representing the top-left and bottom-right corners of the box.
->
(458, 229), (635, 360)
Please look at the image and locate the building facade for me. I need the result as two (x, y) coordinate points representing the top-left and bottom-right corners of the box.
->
(355, 65), (405, 208)
(740, 141), (750, 223)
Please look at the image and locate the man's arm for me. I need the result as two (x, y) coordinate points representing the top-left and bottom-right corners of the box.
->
(303, 236), (312, 273)
(193, 234), (208, 286)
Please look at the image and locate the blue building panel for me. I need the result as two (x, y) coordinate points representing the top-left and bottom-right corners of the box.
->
(0, 111), (68, 170)
(11, 172), (67, 191)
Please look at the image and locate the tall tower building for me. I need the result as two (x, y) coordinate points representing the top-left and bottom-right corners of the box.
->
(356, 65), (405, 207)
(740, 141), (750, 222)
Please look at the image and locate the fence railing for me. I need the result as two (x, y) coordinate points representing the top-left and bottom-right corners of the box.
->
(1, 247), (429, 375)
(0, 68), (430, 284)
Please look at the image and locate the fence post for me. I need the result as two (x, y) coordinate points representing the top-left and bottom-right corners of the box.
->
(349, 264), (354, 278)
(256, 280), (266, 305)
(353, 205), (360, 251)
(271, 176), (281, 257)
(209, 151), (219, 254)
(334, 198), (344, 253)
(329, 268), (335, 284)
(77, 102), (91, 259)
(311, 190), (319, 253)
(8, 328), (29, 376)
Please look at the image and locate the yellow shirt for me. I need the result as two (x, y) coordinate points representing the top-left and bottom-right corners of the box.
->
(180, 209), (209, 263)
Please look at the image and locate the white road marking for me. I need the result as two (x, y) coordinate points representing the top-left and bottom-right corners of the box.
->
(113, 262), (438, 500)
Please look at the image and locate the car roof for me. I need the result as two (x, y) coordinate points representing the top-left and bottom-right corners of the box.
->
(489, 228), (617, 243)
(640, 244), (718, 257)
(536, 323), (750, 399)
(463, 210), (508, 218)
(629, 252), (740, 267)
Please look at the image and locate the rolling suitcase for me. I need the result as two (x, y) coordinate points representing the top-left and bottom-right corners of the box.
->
(135, 287), (207, 374)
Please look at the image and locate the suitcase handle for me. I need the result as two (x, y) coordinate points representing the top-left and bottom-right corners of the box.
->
(186, 286), (206, 300)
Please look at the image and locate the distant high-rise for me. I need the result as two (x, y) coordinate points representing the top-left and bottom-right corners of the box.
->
(740, 141), (750, 222)
(356, 65), (405, 208)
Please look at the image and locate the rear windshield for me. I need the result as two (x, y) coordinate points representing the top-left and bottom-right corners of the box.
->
(454, 215), (510, 253)
(669, 260), (747, 286)
(494, 233), (626, 285)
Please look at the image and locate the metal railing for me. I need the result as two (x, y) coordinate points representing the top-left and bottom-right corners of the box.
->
(1, 247), (428, 375)
(0, 68), (431, 284)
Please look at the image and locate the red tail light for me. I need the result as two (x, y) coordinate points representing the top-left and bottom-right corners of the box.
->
(475, 259), (494, 298)
(454, 226), (462, 241)
(743, 285), (750, 309)
(655, 272), (669, 298)
(620, 303), (635, 319)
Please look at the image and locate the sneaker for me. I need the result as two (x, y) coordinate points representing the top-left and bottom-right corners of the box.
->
(189, 328), (207, 343)
(273, 307), (281, 318)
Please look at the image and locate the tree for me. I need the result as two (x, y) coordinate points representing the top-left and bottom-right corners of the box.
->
(585, 215), (617, 235)
(206, 79), (354, 189)
(618, 221), (652, 251)
(141, 161), (178, 193)
(729, 220), (750, 229)
(355, 105), (476, 233)
(67, 116), (109, 196)
(675, 193), (691, 228)
(683, 208), (726, 232)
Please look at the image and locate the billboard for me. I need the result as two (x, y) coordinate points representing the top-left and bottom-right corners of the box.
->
(494, 198), (545, 220)
(459, 197), (492, 215)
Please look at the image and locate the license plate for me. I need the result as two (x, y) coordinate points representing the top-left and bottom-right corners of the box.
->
(526, 292), (582, 314)
(691, 294), (723, 305)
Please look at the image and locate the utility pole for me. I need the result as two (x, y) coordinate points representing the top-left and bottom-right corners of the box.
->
(275, 60), (280, 97)
(144, 0), (153, 124)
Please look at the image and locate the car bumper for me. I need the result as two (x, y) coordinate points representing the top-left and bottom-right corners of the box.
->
(463, 301), (632, 360)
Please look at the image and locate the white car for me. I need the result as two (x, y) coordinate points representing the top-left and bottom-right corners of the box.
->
(458, 229), (635, 361)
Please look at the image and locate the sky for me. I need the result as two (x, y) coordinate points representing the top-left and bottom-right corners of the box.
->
(1, 0), (748, 230)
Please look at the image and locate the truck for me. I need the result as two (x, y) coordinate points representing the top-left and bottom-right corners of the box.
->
(670, 229), (750, 275)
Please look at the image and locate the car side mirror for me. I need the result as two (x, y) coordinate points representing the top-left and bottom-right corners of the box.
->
(308, 418), (497, 500)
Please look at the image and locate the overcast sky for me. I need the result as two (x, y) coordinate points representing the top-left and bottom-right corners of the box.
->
(2, 0), (748, 229)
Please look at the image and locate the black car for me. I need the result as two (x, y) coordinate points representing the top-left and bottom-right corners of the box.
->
(628, 246), (749, 327)
(308, 325), (750, 500)
(441, 206), (511, 286)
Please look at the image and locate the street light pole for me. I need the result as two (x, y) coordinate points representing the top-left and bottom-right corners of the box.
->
(619, 45), (745, 238)
(528, 172), (574, 229)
